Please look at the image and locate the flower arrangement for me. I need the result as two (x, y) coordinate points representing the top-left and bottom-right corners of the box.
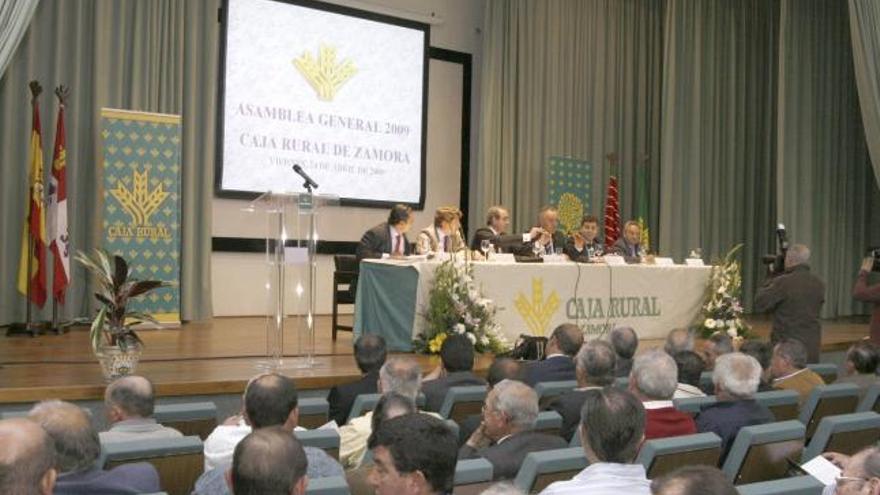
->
(698, 243), (750, 340)
(414, 258), (510, 354)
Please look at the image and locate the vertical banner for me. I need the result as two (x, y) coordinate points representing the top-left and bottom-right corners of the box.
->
(547, 156), (593, 234)
(100, 109), (181, 324)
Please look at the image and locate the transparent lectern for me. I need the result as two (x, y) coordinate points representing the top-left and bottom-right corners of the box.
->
(246, 191), (339, 370)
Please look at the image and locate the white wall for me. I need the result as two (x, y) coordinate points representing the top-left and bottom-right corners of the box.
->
(212, 0), (485, 316)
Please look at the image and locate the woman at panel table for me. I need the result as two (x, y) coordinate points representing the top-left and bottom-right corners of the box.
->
(415, 206), (466, 255)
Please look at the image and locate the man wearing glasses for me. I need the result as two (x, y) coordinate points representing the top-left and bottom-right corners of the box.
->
(822, 445), (880, 495)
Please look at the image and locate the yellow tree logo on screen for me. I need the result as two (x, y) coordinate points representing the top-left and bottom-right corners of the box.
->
(110, 170), (169, 226)
(515, 278), (560, 336)
(293, 44), (357, 101)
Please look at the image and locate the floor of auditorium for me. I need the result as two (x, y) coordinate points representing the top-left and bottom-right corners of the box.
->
(0, 315), (870, 403)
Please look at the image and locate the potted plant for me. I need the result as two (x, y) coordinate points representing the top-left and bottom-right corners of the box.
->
(75, 249), (166, 381)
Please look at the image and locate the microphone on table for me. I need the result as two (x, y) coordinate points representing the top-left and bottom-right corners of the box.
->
(292, 164), (319, 191)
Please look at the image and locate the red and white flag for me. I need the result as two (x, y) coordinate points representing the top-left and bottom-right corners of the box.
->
(604, 174), (620, 249)
(48, 95), (70, 303)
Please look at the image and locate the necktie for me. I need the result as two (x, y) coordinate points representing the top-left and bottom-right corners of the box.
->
(395, 234), (402, 255)
(443, 236), (449, 252)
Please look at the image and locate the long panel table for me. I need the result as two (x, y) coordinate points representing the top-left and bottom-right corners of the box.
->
(354, 259), (712, 351)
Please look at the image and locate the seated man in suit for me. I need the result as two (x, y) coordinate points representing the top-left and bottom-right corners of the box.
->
(528, 205), (568, 256)
(564, 214), (603, 262)
(545, 340), (617, 442)
(629, 350), (697, 440)
(230, 427), (308, 495)
(368, 414), (459, 495)
(672, 350), (707, 399)
(611, 220), (644, 263)
(523, 323), (584, 386)
(695, 353), (775, 462)
(457, 358), (523, 445)
(327, 334), (387, 425)
(0, 418), (57, 495)
(739, 340), (775, 392)
(770, 338), (825, 405)
(664, 328), (695, 356)
(416, 206), (465, 254)
(818, 444), (880, 495)
(356, 204), (415, 261)
(421, 334), (488, 413)
(835, 341), (879, 399)
(471, 205), (543, 255)
(99, 375), (182, 444)
(459, 380), (567, 480)
(540, 388), (651, 495)
(701, 333), (734, 372)
(28, 400), (160, 495)
(610, 326), (638, 378)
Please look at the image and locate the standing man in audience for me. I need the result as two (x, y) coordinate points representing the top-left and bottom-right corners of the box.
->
(356, 204), (415, 261)
(835, 341), (879, 398)
(0, 418), (57, 495)
(564, 215), (603, 262)
(367, 414), (459, 495)
(421, 334), (488, 412)
(629, 350), (697, 439)
(539, 388), (650, 494)
(545, 340), (617, 442)
(695, 353), (775, 462)
(672, 351), (707, 399)
(100, 375), (182, 444)
(327, 334), (387, 425)
(523, 323), (583, 386)
(610, 326), (638, 377)
(770, 339), (825, 404)
(229, 427), (309, 495)
(853, 255), (880, 343)
(611, 220), (644, 263)
(460, 380), (567, 480)
(28, 400), (160, 494)
(415, 206), (464, 254)
(755, 244), (826, 362)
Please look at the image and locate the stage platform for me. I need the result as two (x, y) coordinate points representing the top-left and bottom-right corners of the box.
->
(0, 315), (870, 404)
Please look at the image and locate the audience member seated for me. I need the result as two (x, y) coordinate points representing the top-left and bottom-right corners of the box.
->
(629, 350), (697, 439)
(0, 418), (57, 495)
(664, 328), (695, 356)
(695, 353), (775, 462)
(523, 324), (583, 386)
(700, 333), (734, 372)
(739, 340), (775, 392)
(367, 414), (458, 495)
(28, 400), (160, 495)
(836, 341), (879, 398)
(458, 357), (523, 445)
(672, 350), (707, 399)
(610, 326), (638, 378)
(821, 445), (880, 495)
(771, 339), (825, 404)
(545, 340), (616, 441)
(99, 375), (182, 444)
(481, 482), (526, 495)
(459, 380), (567, 480)
(539, 388), (650, 494)
(196, 373), (342, 494)
(327, 334), (387, 425)
(230, 427), (308, 495)
(341, 357), (440, 469)
(422, 334), (488, 412)
(649, 465), (737, 495)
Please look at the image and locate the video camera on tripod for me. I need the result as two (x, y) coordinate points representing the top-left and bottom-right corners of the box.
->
(761, 223), (789, 275)
(866, 247), (880, 272)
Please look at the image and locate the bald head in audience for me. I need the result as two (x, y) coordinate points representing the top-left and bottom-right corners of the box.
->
(28, 400), (101, 474)
(0, 418), (57, 495)
(379, 357), (423, 401)
(650, 465), (737, 495)
(230, 427), (308, 495)
(104, 375), (156, 424)
(548, 323), (585, 357)
(487, 358), (522, 387)
(664, 328), (694, 355)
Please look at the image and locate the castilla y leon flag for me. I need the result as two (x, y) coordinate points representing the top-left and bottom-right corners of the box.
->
(17, 90), (48, 308)
(603, 156), (620, 249)
(635, 157), (651, 252)
(48, 94), (70, 303)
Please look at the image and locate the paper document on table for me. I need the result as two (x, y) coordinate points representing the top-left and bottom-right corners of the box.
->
(801, 455), (841, 485)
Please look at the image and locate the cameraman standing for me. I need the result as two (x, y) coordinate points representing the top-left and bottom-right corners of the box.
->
(853, 254), (880, 343)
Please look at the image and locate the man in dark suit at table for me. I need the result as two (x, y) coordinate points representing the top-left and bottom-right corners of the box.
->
(421, 334), (488, 413)
(564, 214), (604, 262)
(471, 205), (542, 255)
(527, 205), (568, 256)
(327, 334), (387, 425)
(523, 323), (584, 386)
(611, 220), (644, 263)
(356, 204), (415, 261)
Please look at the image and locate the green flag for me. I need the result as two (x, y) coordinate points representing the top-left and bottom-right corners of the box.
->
(547, 156), (593, 235)
(635, 161), (650, 251)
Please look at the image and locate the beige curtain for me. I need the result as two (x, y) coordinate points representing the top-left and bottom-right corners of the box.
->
(0, 0), (39, 77)
(476, 0), (663, 233)
(0, 0), (216, 324)
(848, 0), (880, 188)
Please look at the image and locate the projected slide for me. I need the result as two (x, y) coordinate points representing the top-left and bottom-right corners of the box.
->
(218, 0), (428, 205)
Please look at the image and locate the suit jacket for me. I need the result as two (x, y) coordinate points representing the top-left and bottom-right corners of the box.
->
(356, 223), (412, 261)
(458, 430), (569, 480)
(773, 368), (826, 405)
(564, 238), (603, 262)
(416, 225), (465, 254)
(421, 371), (488, 413)
(523, 355), (577, 386)
(615, 357), (633, 378)
(327, 370), (380, 425)
(611, 238), (642, 263)
(54, 464), (160, 495)
(695, 400), (775, 463)
(527, 230), (568, 255)
(545, 387), (603, 441)
(852, 270), (880, 342)
(755, 264), (825, 362)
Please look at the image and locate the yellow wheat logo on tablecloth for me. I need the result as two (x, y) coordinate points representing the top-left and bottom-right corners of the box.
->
(293, 44), (357, 101)
(110, 170), (169, 226)
(515, 278), (560, 336)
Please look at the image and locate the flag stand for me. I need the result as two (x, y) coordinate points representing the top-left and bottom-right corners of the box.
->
(7, 237), (51, 338)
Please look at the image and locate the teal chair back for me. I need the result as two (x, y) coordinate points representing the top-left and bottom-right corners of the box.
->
(798, 383), (860, 438)
(153, 401), (217, 440)
(513, 447), (588, 494)
(857, 383), (880, 413)
(100, 435), (203, 495)
(636, 432), (722, 478)
(452, 458), (494, 494)
(736, 475), (824, 494)
(305, 475), (350, 495)
(721, 420), (806, 485)
(296, 428), (341, 460)
(299, 397), (330, 429)
(439, 386), (488, 423)
(802, 411), (880, 461)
